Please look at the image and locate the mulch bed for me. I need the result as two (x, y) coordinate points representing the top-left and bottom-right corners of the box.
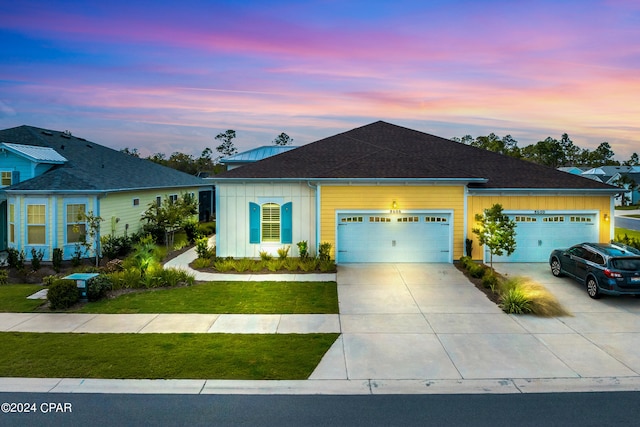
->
(454, 263), (502, 305)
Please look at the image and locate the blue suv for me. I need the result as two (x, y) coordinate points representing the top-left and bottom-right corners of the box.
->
(549, 243), (640, 299)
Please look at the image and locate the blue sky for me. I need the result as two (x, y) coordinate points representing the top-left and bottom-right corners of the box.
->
(1, 0), (639, 159)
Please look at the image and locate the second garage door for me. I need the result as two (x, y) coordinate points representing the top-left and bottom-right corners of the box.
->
(337, 212), (452, 263)
(489, 213), (598, 262)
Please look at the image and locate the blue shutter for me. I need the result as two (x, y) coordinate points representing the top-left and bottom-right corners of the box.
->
(281, 202), (292, 244)
(11, 171), (19, 185)
(249, 202), (260, 243)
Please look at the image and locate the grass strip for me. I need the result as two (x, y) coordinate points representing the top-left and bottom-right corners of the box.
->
(0, 332), (339, 379)
(78, 281), (338, 314)
(0, 285), (46, 312)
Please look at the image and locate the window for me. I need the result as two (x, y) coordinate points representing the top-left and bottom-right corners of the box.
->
(425, 216), (447, 222)
(570, 216), (592, 223)
(66, 204), (86, 243)
(515, 216), (537, 222)
(261, 203), (280, 242)
(1, 171), (11, 186)
(169, 194), (178, 204)
(341, 216), (363, 222)
(397, 216), (419, 222)
(133, 198), (140, 206)
(156, 196), (162, 207)
(27, 204), (46, 244)
(249, 201), (292, 244)
(543, 216), (564, 222)
(8, 203), (15, 243)
(369, 216), (391, 222)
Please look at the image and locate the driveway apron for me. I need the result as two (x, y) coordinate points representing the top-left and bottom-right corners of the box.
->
(310, 263), (637, 381)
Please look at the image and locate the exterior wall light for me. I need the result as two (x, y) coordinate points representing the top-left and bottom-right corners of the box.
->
(604, 213), (609, 222)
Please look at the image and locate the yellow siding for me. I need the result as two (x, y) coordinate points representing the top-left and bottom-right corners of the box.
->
(468, 195), (612, 260)
(100, 187), (200, 236)
(320, 185), (466, 259)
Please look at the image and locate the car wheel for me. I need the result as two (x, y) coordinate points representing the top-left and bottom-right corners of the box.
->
(586, 277), (601, 299)
(550, 258), (562, 277)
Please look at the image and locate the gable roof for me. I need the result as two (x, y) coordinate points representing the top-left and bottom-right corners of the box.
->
(0, 126), (209, 193)
(214, 121), (617, 190)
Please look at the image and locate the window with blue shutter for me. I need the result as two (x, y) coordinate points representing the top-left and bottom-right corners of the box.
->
(249, 202), (260, 243)
(281, 202), (292, 244)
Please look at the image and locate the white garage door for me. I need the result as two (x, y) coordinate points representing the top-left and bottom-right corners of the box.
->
(489, 213), (598, 262)
(337, 213), (451, 263)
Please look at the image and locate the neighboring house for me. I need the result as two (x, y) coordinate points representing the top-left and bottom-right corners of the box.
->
(220, 146), (298, 170)
(581, 166), (640, 206)
(211, 121), (620, 264)
(0, 126), (214, 260)
(557, 166), (586, 175)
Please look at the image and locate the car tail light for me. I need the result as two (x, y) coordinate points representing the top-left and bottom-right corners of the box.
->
(604, 269), (623, 278)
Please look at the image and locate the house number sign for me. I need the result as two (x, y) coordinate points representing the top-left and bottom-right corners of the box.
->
(533, 210), (546, 214)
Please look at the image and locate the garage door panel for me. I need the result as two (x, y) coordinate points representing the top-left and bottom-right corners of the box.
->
(338, 213), (451, 263)
(490, 214), (597, 263)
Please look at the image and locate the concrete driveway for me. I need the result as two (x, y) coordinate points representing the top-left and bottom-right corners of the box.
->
(311, 263), (640, 382)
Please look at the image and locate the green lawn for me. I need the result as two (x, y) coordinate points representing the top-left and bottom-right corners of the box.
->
(0, 332), (338, 379)
(614, 227), (640, 241)
(77, 281), (338, 314)
(0, 285), (46, 312)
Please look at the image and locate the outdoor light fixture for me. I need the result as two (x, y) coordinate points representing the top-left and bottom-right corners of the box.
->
(604, 213), (609, 222)
(392, 200), (398, 209)
(390, 200), (401, 214)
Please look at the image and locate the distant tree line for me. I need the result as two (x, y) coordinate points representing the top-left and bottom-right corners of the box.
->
(452, 133), (639, 168)
(121, 130), (293, 175)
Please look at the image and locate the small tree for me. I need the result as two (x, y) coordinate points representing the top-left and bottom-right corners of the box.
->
(142, 193), (198, 248)
(472, 204), (517, 270)
(214, 129), (237, 162)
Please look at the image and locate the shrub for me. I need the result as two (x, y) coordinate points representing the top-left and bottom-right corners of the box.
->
(48, 279), (79, 310)
(159, 268), (195, 287)
(183, 219), (201, 244)
(500, 287), (532, 314)
(86, 275), (112, 302)
(7, 248), (25, 271)
(467, 262), (486, 278)
(196, 236), (213, 259)
(318, 242), (332, 261)
(277, 246), (290, 260)
(30, 248), (44, 271)
(42, 275), (59, 286)
(299, 258), (319, 272)
(118, 267), (143, 289)
(101, 234), (133, 260)
(259, 251), (273, 261)
(319, 259), (336, 272)
(0, 270), (7, 285)
(213, 259), (235, 272)
(71, 244), (83, 267)
(614, 234), (640, 251)
(52, 248), (63, 273)
(297, 241), (309, 259)
(465, 238), (473, 258)
(481, 270), (500, 292)
(284, 258), (299, 271)
(249, 260), (266, 272)
(192, 257), (212, 269)
(266, 259), (284, 272)
(234, 258), (254, 272)
(459, 256), (472, 269)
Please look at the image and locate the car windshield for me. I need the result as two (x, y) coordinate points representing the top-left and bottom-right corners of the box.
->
(611, 258), (640, 271)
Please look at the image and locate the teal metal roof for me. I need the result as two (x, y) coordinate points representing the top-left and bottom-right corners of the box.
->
(1, 142), (68, 163)
(221, 145), (298, 164)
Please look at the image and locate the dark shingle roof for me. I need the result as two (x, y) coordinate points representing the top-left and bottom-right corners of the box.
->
(0, 125), (209, 192)
(216, 121), (617, 190)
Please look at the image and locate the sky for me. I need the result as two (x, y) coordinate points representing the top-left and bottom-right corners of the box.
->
(1, 0), (639, 160)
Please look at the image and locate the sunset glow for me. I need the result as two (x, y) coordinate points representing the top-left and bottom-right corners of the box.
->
(1, 0), (638, 158)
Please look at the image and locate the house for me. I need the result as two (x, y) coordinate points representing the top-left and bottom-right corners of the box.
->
(220, 145), (298, 170)
(0, 125), (213, 260)
(210, 121), (620, 263)
(581, 166), (640, 205)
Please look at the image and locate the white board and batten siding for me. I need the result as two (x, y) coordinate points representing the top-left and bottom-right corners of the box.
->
(216, 183), (316, 258)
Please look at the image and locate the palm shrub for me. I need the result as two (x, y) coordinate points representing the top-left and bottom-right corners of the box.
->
(0, 270), (7, 285)
(277, 246), (290, 260)
(213, 258), (235, 272)
(249, 260), (266, 272)
(259, 251), (273, 261)
(266, 259), (284, 272)
(30, 248), (44, 271)
(234, 258), (254, 272)
(284, 258), (299, 271)
(48, 279), (79, 310)
(159, 268), (195, 287)
(192, 257), (212, 269)
(299, 258), (319, 272)
(319, 259), (336, 272)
